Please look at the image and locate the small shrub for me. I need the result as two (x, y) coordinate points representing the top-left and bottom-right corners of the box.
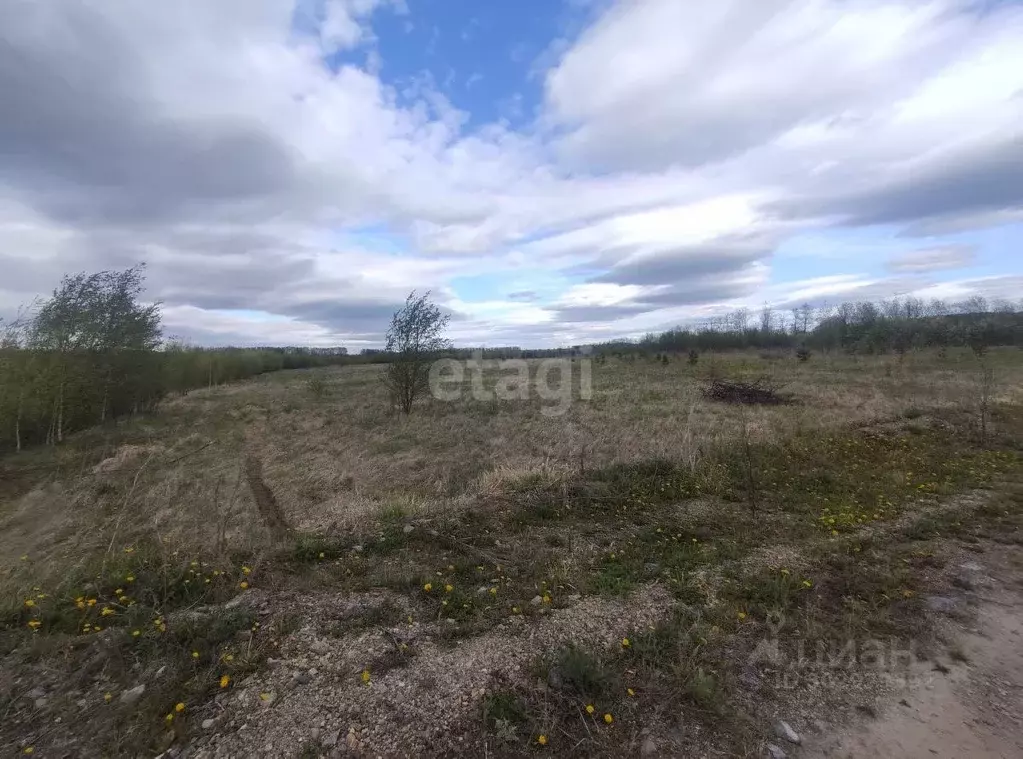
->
(306, 375), (327, 398)
(553, 644), (615, 698)
(795, 346), (811, 362)
(687, 349), (699, 365)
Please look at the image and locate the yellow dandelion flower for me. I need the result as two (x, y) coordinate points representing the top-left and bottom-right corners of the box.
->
(87, 598), (97, 606)
(444, 584), (453, 593)
(423, 583), (432, 592)
(27, 620), (42, 630)
(621, 637), (630, 648)
(489, 587), (497, 595)
(737, 611), (747, 621)
(126, 575), (135, 583)
(165, 713), (174, 723)
(603, 713), (613, 724)
(104, 693), (113, 702)
(585, 704), (594, 714)
(242, 566), (251, 575)
(361, 669), (371, 684)
(537, 735), (548, 746)
(220, 674), (231, 688)
(627, 688), (635, 697)
(239, 581), (249, 589)
(542, 594), (551, 604)
(101, 607), (115, 616)
(24, 599), (35, 608)
(23, 748), (34, 755)
(132, 629), (141, 637)
(192, 651), (200, 659)
(175, 702), (185, 713)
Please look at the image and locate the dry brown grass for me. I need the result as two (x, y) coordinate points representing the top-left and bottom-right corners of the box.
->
(2, 348), (1019, 591)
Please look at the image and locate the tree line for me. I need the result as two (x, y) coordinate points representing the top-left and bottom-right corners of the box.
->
(0, 266), (346, 453)
(625, 297), (1023, 356)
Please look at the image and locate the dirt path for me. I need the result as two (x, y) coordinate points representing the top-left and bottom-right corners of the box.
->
(805, 544), (1023, 759)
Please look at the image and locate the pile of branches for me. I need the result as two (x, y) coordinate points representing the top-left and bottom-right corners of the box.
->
(702, 376), (791, 405)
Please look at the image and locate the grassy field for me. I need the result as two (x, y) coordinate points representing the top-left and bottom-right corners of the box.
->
(1, 348), (1022, 757)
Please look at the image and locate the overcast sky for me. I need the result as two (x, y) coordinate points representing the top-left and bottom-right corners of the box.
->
(2, 0), (1021, 348)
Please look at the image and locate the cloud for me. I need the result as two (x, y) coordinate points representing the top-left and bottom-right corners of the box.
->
(1, 0), (1020, 346)
(887, 245), (977, 273)
(772, 136), (1023, 228)
(545, 1), (985, 170)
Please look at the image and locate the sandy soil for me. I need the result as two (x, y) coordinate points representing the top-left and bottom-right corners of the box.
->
(804, 544), (1023, 759)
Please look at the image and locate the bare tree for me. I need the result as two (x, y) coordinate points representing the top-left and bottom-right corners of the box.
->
(384, 291), (451, 414)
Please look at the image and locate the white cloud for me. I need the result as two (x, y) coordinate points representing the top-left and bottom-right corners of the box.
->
(887, 245), (977, 273)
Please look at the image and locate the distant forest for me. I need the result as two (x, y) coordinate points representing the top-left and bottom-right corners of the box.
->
(610, 297), (1023, 357)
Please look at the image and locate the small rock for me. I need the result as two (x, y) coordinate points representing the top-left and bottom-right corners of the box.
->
(530, 595), (543, 606)
(641, 737), (658, 756)
(120, 685), (146, 705)
(402, 525), (414, 534)
(346, 731), (361, 750)
(567, 594), (581, 602)
(766, 743), (788, 759)
(925, 595), (957, 613)
(309, 668), (318, 676)
(202, 719), (216, 730)
(774, 720), (800, 745)
(26, 687), (46, 700)
(34, 698), (47, 709)
(476, 586), (489, 596)
(644, 562), (661, 574)
(352, 545), (364, 553)
(323, 730), (340, 748)
(293, 671), (312, 685)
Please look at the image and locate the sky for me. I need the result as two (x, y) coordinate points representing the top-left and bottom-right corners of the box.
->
(1, 0), (1022, 349)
